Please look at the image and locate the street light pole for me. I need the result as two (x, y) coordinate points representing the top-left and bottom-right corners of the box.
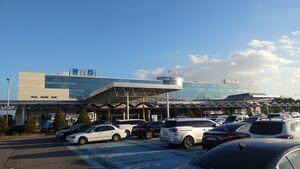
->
(6, 78), (12, 125)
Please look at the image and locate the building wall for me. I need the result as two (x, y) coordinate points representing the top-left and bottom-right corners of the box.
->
(17, 72), (70, 100)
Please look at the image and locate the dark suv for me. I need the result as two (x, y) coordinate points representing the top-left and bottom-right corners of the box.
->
(132, 121), (164, 139)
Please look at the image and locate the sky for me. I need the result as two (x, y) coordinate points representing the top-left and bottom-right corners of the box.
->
(1, 0), (300, 99)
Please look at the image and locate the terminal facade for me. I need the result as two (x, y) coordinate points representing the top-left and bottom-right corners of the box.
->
(5, 70), (258, 125)
(17, 71), (256, 102)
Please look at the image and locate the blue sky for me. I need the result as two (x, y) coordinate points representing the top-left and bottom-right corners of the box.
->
(1, 0), (300, 99)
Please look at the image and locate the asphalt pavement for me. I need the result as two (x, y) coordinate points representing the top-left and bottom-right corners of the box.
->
(65, 137), (207, 169)
(0, 135), (91, 169)
(0, 135), (207, 169)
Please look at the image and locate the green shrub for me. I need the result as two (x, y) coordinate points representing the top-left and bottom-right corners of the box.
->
(77, 109), (91, 124)
(0, 117), (8, 135)
(25, 118), (38, 135)
(53, 111), (66, 130)
(101, 112), (112, 122)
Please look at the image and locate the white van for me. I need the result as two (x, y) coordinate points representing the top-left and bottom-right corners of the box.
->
(160, 118), (219, 148)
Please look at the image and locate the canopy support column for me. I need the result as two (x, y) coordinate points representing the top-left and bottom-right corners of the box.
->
(126, 91), (130, 119)
(21, 105), (26, 124)
(166, 92), (170, 118)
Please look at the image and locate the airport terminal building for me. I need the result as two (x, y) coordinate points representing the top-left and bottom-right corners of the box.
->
(1, 69), (270, 125)
(17, 71), (256, 102)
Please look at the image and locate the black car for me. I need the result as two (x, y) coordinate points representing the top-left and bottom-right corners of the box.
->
(181, 139), (300, 169)
(6, 125), (26, 135)
(202, 122), (251, 149)
(56, 124), (93, 141)
(132, 121), (164, 139)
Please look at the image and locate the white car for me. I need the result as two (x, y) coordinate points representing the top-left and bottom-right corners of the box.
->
(248, 118), (300, 139)
(160, 118), (219, 148)
(66, 124), (127, 145)
(114, 119), (146, 136)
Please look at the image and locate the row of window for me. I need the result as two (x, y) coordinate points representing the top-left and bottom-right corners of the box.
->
(31, 96), (57, 99)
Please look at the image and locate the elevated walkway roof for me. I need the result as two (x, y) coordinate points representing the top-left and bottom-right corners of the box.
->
(86, 82), (182, 104)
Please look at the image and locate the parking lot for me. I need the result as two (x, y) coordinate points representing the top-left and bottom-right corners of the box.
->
(65, 137), (207, 169)
(0, 135), (206, 169)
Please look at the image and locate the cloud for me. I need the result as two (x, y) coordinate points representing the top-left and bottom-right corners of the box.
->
(135, 69), (149, 79)
(134, 31), (300, 97)
(189, 54), (209, 64)
(292, 31), (300, 36)
(248, 39), (276, 52)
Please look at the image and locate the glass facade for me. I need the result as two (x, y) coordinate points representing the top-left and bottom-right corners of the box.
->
(45, 75), (162, 99)
(169, 82), (250, 101)
(45, 75), (252, 100)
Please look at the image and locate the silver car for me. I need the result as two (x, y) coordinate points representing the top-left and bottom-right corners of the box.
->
(248, 118), (300, 139)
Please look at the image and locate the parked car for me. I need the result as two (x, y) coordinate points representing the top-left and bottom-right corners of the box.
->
(209, 115), (228, 124)
(223, 115), (249, 124)
(242, 116), (261, 123)
(132, 121), (164, 139)
(160, 118), (219, 148)
(248, 118), (300, 139)
(180, 139), (300, 169)
(66, 124), (127, 145)
(268, 113), (291, 119)
(202, 122), (251, 149)
(56, 124), (93, 141)
(6, 125), (26, 135)
(113, 119), (146, 136)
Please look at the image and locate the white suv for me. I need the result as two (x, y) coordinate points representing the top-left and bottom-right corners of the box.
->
(248, 118), (300, 139)
(160, 118), (219, 148)
(114, 119), (146, 136)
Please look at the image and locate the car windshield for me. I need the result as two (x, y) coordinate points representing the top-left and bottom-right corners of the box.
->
(85, 126), (95, 133)
(249, 122), (283, 135)
(225, 116), (237, 122)
(75, 125), (90, 131)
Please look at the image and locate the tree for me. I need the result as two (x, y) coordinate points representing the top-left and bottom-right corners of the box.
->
(53, 111), (66, 130)
(0, 117), (8, 135)
(187, 109), (196, 118)
(25, 118), (37, 135)
(101, 112), (112, 122)
(77, 109), (91, 124)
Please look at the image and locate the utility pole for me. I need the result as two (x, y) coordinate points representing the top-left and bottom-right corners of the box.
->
(6, 78), (12, 125)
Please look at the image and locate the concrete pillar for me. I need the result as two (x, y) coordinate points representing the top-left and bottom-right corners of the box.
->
(126, 92), (130, 119)
(142, 98), (145, 120)
(21, 106), (25, 124)
(166, 92), (170, 118)
(142, 108), (145, 120)
(123, 111), (126, 120)
(147, 110), (151, 121)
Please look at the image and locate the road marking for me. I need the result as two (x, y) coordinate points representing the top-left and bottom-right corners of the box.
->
(65, 143), (107, 169)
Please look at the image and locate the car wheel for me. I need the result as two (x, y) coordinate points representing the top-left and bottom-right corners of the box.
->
(125, 130), (130, 137)
(78, 137), (88, 145)
(183, 136), (194, 149)
(112, 134), (121, 142)
(145, 131), (153, 139)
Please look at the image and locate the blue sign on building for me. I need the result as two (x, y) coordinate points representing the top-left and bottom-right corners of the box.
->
(87, 69), (96, 76)
(72, 68), (79, 76)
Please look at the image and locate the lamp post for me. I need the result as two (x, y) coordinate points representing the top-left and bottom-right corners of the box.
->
(6, 78), (12, 125)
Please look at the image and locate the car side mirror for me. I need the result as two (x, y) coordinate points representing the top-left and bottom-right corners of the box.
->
(212, 124), (217, 128)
